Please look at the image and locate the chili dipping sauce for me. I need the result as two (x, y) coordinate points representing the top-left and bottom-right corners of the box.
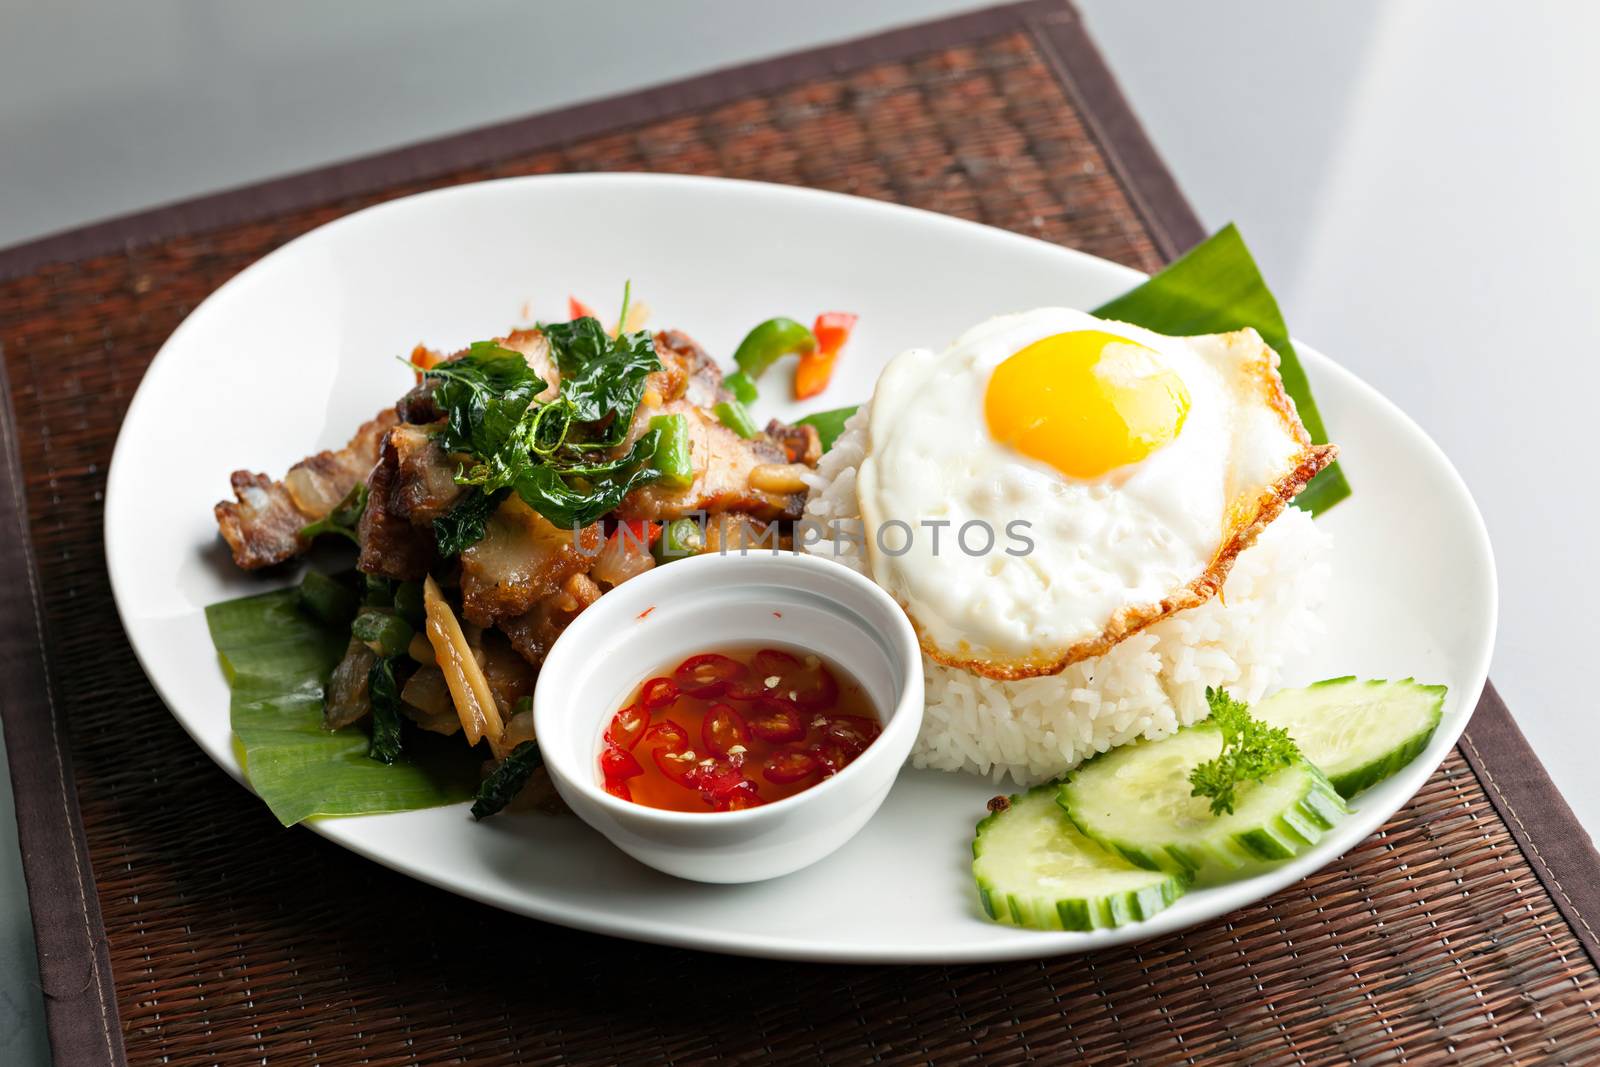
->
(598, 645), (882, 812)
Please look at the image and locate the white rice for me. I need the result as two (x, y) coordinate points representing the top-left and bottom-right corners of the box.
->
(801, 410), (1333, 786)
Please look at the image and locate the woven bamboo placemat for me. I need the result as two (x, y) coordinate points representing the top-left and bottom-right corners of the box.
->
(4, 3), (1600, 1063)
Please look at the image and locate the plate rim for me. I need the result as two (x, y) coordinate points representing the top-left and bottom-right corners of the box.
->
(103, 172), (1499, 963)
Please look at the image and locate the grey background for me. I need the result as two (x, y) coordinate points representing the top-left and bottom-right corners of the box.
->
(4, 2), (1594, 1063)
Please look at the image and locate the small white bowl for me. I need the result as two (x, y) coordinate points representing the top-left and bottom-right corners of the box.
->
(534, 551), (923, 883)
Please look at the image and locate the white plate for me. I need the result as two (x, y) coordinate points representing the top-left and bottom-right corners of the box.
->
(105, 174), (1496, 963)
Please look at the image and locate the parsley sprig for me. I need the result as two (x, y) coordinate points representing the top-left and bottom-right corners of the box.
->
(1188, 687), (1302, 816)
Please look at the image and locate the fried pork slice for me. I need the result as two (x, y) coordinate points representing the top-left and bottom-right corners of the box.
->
(501, 572), (603, 667)
(357, 433), (436, 581)
(614, 399), (805, 522)
(214, 409), (397, 570)
(386, 423), (465, 524)
(498, 328), (563, 402)
(652, 329), (721, 407)
(613, 329), (814, 521)
(459, 496), (603, 627)
(396, 377), (441, 424)
(766, 419), (822, 467)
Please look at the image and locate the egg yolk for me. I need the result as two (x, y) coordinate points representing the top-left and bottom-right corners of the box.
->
(984, 330), (1190, 480)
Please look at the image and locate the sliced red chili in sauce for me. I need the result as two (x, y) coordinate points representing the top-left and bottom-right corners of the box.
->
(701, 704), (750, 759)
(674, 653), (749, 699)
(606, 704), (650, 751)
(601, 645), (879, 812)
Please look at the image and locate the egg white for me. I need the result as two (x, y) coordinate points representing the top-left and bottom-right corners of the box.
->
(856, 307), (1318, 675)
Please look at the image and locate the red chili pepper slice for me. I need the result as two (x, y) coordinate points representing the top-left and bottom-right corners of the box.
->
(606, 703), (650, 751)
(603, 778), (632, 801)
(714, 780), (765, 811)
(701, 703), (750, 759)
(724, 671), (766, 701)
(762, 748), (819, 784)
(808, 739), (850, 777)
(747, 648), (838, 710)
(643, 719), (690, 752)
(569, 295), (596, 321)
(638, 676), (679, 712)
(821, 714), (880, 758)
(600, 742), (644, 780)
(695, 760), (751, 806)
(674, 653), (749, 699)
(747, 703), (806, 744)
(793, 662), (839, 711)
(653, 746), (702, 786)
(750, 648), (802, 676)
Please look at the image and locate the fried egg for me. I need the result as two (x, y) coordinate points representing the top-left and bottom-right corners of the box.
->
(855, 307), (1335, 679)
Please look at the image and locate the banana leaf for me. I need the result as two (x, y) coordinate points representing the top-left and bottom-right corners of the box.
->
(1092, 223), (1349, 515)
(206, 586), (480, 826)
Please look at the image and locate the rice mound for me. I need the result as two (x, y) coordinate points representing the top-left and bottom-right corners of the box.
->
(800, 410), (1333, 786)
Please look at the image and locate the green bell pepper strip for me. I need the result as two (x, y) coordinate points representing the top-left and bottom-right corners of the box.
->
(653, 518), (705, 564)
(796, 404), (859, 452)
(351, 608), (414, 658)
(713, 400), (760, 439)
(732, 317), (815, 379)
(649, 413), (694, 488)
(723, 370), (759, 405)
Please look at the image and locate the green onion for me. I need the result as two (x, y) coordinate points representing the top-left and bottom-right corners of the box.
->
(723, 370), (759, 405)
(393, 581), (425, 629)
(714, 399), (760, 439)
(653, 518), (704, 563)
(361, 573), (395, 608)
(796, 405), (858, 452)
(649, 413), (694, 488)
(732, 317), (815, 379)
(298, 570), (358, 627)
(352, 608), (414, 658)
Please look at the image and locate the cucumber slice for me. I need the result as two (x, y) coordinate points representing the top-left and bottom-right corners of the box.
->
(1254, 677), (1446, 798)
(1059, 726), (1347, 881)
(973, 786), (1188, 931)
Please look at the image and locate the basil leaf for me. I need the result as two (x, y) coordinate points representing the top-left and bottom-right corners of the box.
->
(433, 487), (507, 557)
(367, 656), (405, 765)
(514, 428), (663, 528)
(541, 316), (613, 377)
(428, 341), (546, 457)
(547, 320), (661, 447)
(423, 312), (665, 551)
(471, 741), (545, 820)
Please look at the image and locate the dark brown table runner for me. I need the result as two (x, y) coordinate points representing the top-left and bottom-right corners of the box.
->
(3, 3), (1598, 1063)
